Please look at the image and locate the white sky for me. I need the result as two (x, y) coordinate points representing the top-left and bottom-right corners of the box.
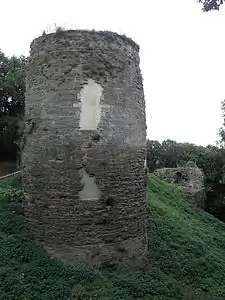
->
(1, 0), (225, 146)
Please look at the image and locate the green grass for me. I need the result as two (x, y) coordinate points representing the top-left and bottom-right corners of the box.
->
(1, 175), (225, 299)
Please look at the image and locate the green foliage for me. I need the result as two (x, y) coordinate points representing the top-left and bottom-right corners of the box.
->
(218, 99), (225, 148)
(147, 139), (194, 172)
(147, 139), (225, 221)
(0, 50), (26, 160)
(2, 177), (225, 298)
(0, 174), (21, 189)
(0, 115), (23, 160)
(198, 0), (224, 12)
(0, 51), (26, 117)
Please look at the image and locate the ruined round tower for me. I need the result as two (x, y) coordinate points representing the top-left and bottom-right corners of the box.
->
(22, 30), (147, 269)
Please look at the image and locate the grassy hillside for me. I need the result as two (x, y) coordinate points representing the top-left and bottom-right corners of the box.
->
(1, 175), (225, 299)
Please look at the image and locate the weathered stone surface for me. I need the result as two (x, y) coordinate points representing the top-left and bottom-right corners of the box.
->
(154, 162), (206, 208)
(21, 30), (148, 270)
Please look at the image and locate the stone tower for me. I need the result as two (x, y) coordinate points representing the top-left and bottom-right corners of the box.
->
(22, 30), (147, 269)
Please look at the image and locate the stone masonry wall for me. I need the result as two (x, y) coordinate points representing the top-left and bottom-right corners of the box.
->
(154, 164), (206, 209)
(22, 30), (148, 270)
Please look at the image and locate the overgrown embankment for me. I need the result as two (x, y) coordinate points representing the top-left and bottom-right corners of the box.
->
(1, 175), (225, 299)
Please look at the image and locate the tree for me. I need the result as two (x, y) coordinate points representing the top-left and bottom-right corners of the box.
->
(0, 52), (26, 116)
(199, 0), (224, 11)
(0, 51), (26, 160)
(218, 99), (225, 148)
(146, 140), (163, 172)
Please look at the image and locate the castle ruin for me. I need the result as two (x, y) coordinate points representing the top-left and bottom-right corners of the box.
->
(154, 162), (206, 209)
(22, 30), (148, 269)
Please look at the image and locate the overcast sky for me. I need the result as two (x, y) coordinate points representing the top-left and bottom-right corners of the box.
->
(1, 0), (225, 146)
